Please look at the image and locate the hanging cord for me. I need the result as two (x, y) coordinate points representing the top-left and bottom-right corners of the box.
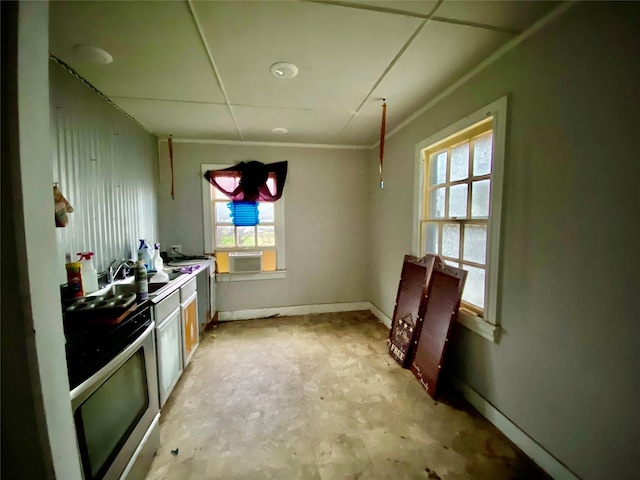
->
(379, 99), (387, 188)
(168, 136), (175, 200)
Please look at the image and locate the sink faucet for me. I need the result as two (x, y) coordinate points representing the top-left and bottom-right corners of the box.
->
(107, 259), (135, 283)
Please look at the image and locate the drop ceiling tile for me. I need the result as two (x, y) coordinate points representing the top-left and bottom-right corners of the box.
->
(321, 1), (559, 32)
(191, 0), (423, 111)
(341, 101), (413, 145)
(233, 105), (358, 145)
(111, 98), (239, 140)
(339, 112), (383, 146)
(347, 1), (441, 16)
(48, 0), (560, 146)
(436, 0), (561, 31)
(49, 1), (224, 103)
(357, 21), (511, 126)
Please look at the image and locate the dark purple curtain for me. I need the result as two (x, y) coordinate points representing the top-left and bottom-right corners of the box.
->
(204, 161), (287, 202)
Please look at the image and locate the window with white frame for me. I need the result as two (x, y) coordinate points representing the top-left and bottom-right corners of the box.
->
(201, 164), (285, 276)
(415, 97), (506, 341)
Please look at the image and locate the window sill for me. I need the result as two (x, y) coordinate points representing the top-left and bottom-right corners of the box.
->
(456, 308), (500, 342)
(215, 270), (287, 282)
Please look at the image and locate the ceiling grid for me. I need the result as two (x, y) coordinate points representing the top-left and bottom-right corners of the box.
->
(49, 0), (561, 146)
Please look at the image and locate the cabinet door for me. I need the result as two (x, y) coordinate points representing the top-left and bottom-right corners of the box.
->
(156, 309), (183, 407)
(182, 295), (199, 366)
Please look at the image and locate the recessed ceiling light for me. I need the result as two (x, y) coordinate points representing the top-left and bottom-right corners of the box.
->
(72, 44), (113, 65)
(270, 62), (299, 79)
(272, 127), (288, 134)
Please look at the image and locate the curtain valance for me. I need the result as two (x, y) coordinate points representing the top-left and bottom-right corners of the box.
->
(204, 160), (287, 202)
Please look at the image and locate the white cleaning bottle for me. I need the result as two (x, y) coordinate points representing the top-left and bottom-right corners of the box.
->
(153, 243), (164, 273)
(78, 252), (99, 293)
(137, 239), (153, 272)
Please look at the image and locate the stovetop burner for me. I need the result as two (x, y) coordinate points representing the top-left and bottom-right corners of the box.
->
(65, 303), (152, 390)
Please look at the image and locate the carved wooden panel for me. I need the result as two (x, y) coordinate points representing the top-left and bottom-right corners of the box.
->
(410, 258), (467, 398)
(388, 255), (435, 367)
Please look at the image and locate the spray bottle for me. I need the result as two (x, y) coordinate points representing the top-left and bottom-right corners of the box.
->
(137, 239), (153, 272)
(77, 252), (98, 294)
(153, 243), (164, 273)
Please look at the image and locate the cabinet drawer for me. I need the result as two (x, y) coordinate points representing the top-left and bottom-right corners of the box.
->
(155, 290), (180, 321)
(180, 278), (197, 304)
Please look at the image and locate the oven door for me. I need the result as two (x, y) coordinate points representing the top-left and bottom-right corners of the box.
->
(71, 321), (159, 480)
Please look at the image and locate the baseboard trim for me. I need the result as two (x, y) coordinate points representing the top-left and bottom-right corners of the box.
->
(451, 377), (579, 480)
(217, 302), (373, 321)
(368, 303), (392, 328)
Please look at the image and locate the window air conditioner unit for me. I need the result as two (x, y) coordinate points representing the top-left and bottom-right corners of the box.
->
(228, 252), (262, 273)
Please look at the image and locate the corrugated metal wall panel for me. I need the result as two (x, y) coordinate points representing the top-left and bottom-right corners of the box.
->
(50, 61), (158, 282)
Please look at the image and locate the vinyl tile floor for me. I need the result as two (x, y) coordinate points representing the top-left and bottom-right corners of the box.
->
(145, 311), (549, 480)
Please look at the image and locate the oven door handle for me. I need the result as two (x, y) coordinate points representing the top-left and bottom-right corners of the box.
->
(70, 320), (155, 404)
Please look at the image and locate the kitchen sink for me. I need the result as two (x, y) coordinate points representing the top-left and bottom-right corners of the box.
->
(88, 269), (187, 300)
(148, 282), (169, 293)
(167, 271), (184, 281)
(148, 270), (184, 282)
(97, 277), (171, 297)
(99, 281), (168, 297)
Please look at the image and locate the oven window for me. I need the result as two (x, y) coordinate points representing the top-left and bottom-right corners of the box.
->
(75, 349), (149, 480)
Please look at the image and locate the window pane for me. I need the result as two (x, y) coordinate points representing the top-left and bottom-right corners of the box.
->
(213, 186), (229, 200)
(444, 260), (459, 268)
(471, 179), (491, 218)
(262, 250), (276, 271)
(257, 226), (275, 246)
(215, 202), (232, 223)
(215, 226), (235, 248)
(423, 222), (439, 255)
(462, 264), (485, 309)
(430, 151), (447, 185)
(258, 202), (275, 223)
(463, 225), (487, 264)
(442, 223), (460, 259)
(450, 142), (469, 182)
(473, 133), (493, 176)
(236, 227), (256, 247)
(449, 184), (468, 218)
(429, 187), (446, 218)
(212, 175), (239, 198)
(266, 176), (276, 196)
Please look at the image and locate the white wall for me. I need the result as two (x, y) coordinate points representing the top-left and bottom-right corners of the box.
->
(157, 142), (370, 312)
(2, 4), (160, 478)
(50, 61), (159, 277)
(1, 2), (83, 478)
(368, 3), (640, 479)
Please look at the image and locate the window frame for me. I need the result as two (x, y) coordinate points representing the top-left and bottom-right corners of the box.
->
(413, 96), (507, 341)
(421, 123), (492, 314)
(201, 164), (286, 278)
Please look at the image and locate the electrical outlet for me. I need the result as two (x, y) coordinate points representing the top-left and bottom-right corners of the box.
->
(171, 245), (182, 254)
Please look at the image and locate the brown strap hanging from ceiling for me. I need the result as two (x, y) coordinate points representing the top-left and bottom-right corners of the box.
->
(168, 136), (175, 200)
(379, 100), (387, 189)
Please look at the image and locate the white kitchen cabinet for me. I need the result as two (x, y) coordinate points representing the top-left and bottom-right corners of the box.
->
(156, 307), (183, 407)
(153, 290), (182, 408)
